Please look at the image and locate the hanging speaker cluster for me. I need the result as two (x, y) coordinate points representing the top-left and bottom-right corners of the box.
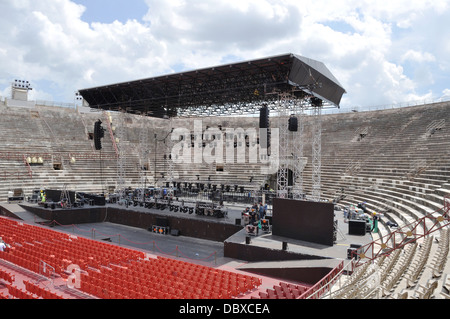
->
(288, 115), (298, 132)
(259, 106), (271, 149)
(94, 120), (105, 150)
(311, 97), (323, 107)
(259, 106), (269, 129)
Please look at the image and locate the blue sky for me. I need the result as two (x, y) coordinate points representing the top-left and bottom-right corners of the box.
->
(1, 0), (449, 110)
(73, 0), (148, 24)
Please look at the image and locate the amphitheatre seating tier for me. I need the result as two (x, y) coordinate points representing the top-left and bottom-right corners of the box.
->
(1, 100), (450, 299)
(0, 102), (449, 227)
(0, 216), (262, 299)
(1, 102), (449, 236)
(327, 228), (449, 299)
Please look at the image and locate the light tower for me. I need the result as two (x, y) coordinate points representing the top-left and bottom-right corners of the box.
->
(12, 79), (32, 101)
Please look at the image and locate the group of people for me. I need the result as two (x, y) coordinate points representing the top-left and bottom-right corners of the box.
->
(244, 202), (267, 223)
(243, 202), (268, 235)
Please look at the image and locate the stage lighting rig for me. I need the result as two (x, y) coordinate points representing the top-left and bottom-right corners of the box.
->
(12, 79), (32, 90)
(75, 92), (83, 105)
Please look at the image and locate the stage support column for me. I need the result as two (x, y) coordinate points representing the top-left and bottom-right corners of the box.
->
(311, 104), (322, 202)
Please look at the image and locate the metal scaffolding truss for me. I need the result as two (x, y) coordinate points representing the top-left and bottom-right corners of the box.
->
(165, 119), (175, 185)
(311, 105), (322, 202)
(275, 94), (323, 201)
(115, 112), (126, 200)
(79, 53), (346, 119)
(276, 94), (291, 199)
(138, 117), (150, 200)
(80, 53), (345, 195)
(291, 100), (306, 200)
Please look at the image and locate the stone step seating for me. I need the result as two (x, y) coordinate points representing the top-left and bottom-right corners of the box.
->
(338, 177), (450, 246)
(323, 155), (450, 182)
(38, 110), (91, 152)
(0, 101), (449, 204)
(339, 197), (408, 247)
(303, 103), (450, 233)
(336, 182), (443, 233)
(392, 228), (449, 299)
(0, 109), (46, 143)
(328, 177), (443, 228)
(331, 227), (449, 299)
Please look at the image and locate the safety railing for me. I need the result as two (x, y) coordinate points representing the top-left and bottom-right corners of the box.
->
(445, 194), (450, 216)
(23, 155), (32, 179)
(351, 194), (450, 268)
(301, 260), (346, 299)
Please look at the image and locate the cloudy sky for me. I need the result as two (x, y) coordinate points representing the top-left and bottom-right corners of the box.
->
(1, 0), (449, 110)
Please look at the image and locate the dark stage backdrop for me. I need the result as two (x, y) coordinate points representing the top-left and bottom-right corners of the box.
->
(272, 198), (335, 246)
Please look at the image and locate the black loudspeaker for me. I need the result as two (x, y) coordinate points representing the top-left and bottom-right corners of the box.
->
(259, 106), (269, 129)
(347, 243), (363, 259)
(93, 195), (105, 206)
(311, 97), (323, 107)
(288, 116), (298, 132)
(347, 248), (357, 259)
(156, 217), (169, 227)
(170, 229), (180, 236)
(94, 120), (104, 151)
(349, 220), (366, 236)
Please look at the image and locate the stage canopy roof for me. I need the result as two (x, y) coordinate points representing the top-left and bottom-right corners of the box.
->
(79, 53), (346, 118)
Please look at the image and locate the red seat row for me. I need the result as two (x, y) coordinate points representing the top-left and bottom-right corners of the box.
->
(23, 280), (64, 299)
(257, 282), (310, 299)
(78, 256), (261, 299)
(6, 283), (38, 300)
(0, 291), (10, 299)
(0, 268), (15, 283)
(1, 217), (263, 299)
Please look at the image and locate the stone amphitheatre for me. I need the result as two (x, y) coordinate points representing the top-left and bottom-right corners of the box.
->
(0, 54), (449, 301)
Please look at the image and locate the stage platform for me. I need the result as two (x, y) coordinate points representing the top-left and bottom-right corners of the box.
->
(223, 207), (373, 285)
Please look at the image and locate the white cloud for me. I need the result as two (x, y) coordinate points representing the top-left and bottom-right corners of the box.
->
(0, 0), (448, 110)
(401, 50), (436, 63)
(143, 0), (302, 66)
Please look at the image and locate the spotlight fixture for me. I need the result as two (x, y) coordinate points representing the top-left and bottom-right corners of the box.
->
(75, 92), (83, 102)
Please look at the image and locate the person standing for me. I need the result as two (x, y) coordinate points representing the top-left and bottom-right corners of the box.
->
(0, 237), (10, 252)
